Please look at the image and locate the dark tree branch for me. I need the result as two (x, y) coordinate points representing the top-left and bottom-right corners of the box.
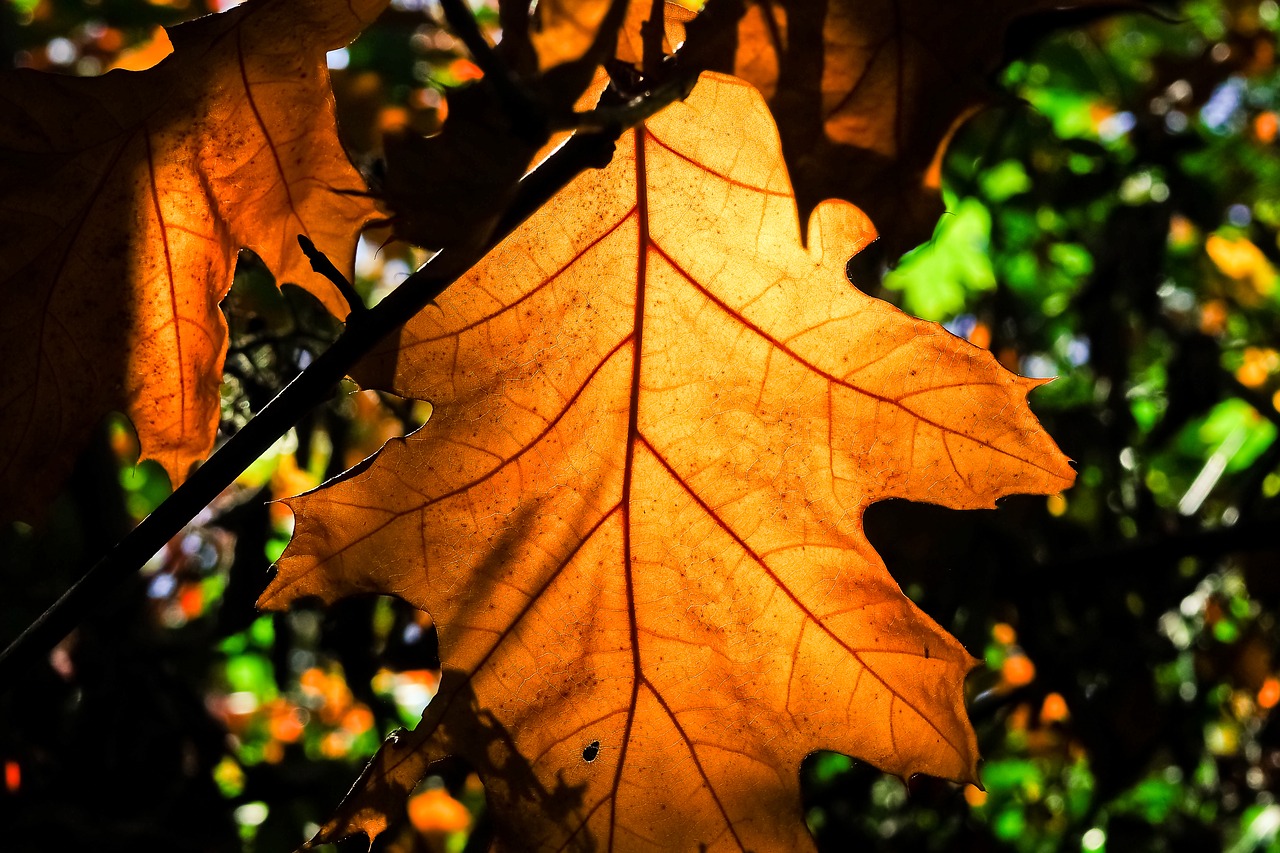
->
(641, 0), (667, 78)
(0, 130), (616, 683)
(437, 0), (547, 143)
(0, 9), (731, 682)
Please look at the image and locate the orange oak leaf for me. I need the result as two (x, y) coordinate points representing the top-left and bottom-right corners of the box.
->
(261, 73), (1074, 850)
(0, 0), (384, 520)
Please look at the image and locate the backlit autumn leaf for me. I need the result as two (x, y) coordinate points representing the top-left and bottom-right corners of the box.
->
(0, 0), (383, 519)
(540, 0), (1126, 254)
(382, 0), (624, 252)
(261, 73), (1073, 849)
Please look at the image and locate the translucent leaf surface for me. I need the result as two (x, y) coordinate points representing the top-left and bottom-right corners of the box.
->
(262, 73), (1074, 851)
(0, 0), (383, 518)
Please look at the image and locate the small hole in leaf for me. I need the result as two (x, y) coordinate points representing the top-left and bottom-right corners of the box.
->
(582, 741), (600, 763)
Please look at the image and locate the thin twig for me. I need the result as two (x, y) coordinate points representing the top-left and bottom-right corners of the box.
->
(297, 234), (367, 317)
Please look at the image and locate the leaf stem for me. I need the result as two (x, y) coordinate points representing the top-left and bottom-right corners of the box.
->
(298, 234), (367, 316)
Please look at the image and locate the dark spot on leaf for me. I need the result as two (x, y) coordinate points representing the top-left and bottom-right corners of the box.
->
(582, 741), (600, 762)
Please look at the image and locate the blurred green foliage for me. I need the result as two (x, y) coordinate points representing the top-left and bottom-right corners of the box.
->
(806, 2), (1280, 851)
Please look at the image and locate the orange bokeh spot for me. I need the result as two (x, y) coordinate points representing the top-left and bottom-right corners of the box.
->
(378, 105), (412, 133)
(969, 322), (991, 350)
(269, 455), (320, 527)
(300, 667), (328, 695)
(1088, 102), (1115, 129)
(397, 669), (442, 692)
(320, 731), (351, 759)
(963, 784), (987, 807)
(1236, 347), (1279, 388)
(1256, 111), (1279, 144)
(992, 623), (1016, 646)
(1206, 233), (1276, 295)
(1259, 677), (1280, 710)
(319, 679), (354, 725)
(448, 58), (483, 82)
(108, 420), (140, 461)
(1238, 363), (1268, 388)
(1169, 215), (1196, 246)
(268, 702), (305, 743)
(262, 740), (284, 764)
(342, 705), (374, 735)
(1007, 703), (1032, 732)
(409, 788), (472, 835)
(1199, 299), (1229, 336)
(178, 584), (204, 619)
(96, 27), (124, 54)
(4, 760), (19, 793)
(1002, 654), (1036, 688)
(1040, 692), (1069, 724)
